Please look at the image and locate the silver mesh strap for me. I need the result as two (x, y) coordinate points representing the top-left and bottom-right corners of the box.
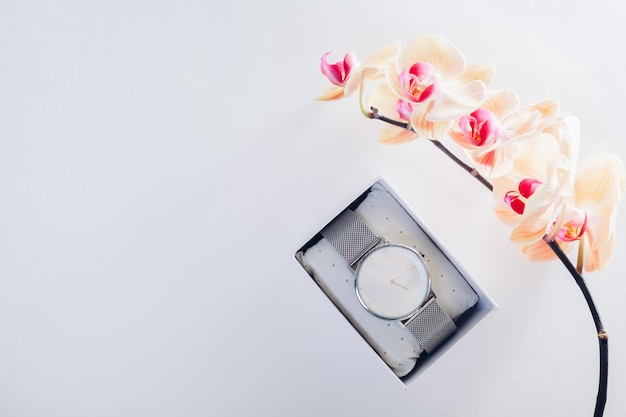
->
(321, 210), (381, 266)
(404, 298), (456, 353)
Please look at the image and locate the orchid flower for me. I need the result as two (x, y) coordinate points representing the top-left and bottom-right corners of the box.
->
(384, 34), (494, 138)
(367, 84), (451, 144)
(317, 42), (400, 101)
(571, 154), (625, 271)
(521, 154), (625, 272)
(491, 113), (580, 240)
(492, 133), (575, 245)
(449, 89), (559, 177)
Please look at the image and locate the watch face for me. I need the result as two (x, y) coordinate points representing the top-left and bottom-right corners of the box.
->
(355, 244), (430, 320)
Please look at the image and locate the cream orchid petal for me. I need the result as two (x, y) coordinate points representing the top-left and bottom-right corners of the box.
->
(344, 66), (380, 96)
(531, 100), (559, 128)
(573, 154), (625, 267)
(494, 204), (521, 226)
(368, 84), (404, 118)
(585, 215), (612, 252)
(500, 100), (557, 138)
(544, 114), (580, 165)
(510, 133), (560, 180)
(378, 125), (420, 144)
(362, 42), (401, 67)
(584, 233), (615, 272)
(501, 109), (540, 137)
(398, 34), (465, 78)
(475, 140), (519, 178)
(520, 239), (566, 262)
(510, 224), (550, 245)
(449, 129), (476, 150)
(410, 104), (454, 139)
(481, 89), (520, 118)
(316, 85), (345, 101)
(510, 205), (555, 244)
(425, 80), (486, 121)
(574, 154), (625, 210)
(456, 63), (496, 86)
(385, 61), (406, 100)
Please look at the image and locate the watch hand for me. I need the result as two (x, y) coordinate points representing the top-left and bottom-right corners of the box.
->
(391, 281), (410, 291)
(389, 265), (416, 290)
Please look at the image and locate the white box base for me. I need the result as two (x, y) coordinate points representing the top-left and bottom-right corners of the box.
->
(296, 176), (497, 385)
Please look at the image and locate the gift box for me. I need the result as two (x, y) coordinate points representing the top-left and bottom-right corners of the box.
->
(294, 176), (497, 385)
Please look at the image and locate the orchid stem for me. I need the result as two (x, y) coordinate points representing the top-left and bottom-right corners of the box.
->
(369, 106), (410, 128)
(429, 139), (494, 192)
(359, 85), (374, 119)
(545, 239), (608, 417)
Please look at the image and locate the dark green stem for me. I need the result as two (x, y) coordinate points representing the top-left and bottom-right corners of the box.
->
(545, 239), (608, 417)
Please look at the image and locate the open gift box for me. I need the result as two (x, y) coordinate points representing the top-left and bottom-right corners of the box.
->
(294, 176), (497, 385)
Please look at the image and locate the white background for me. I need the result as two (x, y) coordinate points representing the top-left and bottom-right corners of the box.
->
(1, 1), (625, 416)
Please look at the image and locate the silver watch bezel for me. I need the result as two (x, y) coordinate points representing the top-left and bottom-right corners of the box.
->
(354, 243), (432, 321)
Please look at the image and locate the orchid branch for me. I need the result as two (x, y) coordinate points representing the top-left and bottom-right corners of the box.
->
(546, 239), (608, 417)
(370, 106), (494, 191)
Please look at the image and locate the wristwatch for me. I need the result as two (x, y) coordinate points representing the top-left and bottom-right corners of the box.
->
(321, 209), (456, 353)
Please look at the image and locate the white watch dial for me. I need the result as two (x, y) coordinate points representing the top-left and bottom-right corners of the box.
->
(355, 244), (430, 320)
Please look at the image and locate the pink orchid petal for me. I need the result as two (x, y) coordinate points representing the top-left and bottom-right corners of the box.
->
(518, 178), (542, 199)
(343, 51), (359, 77)
(396, 99), (413, 121)
(409, 62), (435, 80)
(505, 192), (526, 215)
(418, 83), (439, 102)
(320, 51), (360, 87)
(398, 66), (439, 103)
(458, 115), (476, 143)
(457, 108), (498, 147)
(478, 115), (497, 143)
(320, 52), (346, 86)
